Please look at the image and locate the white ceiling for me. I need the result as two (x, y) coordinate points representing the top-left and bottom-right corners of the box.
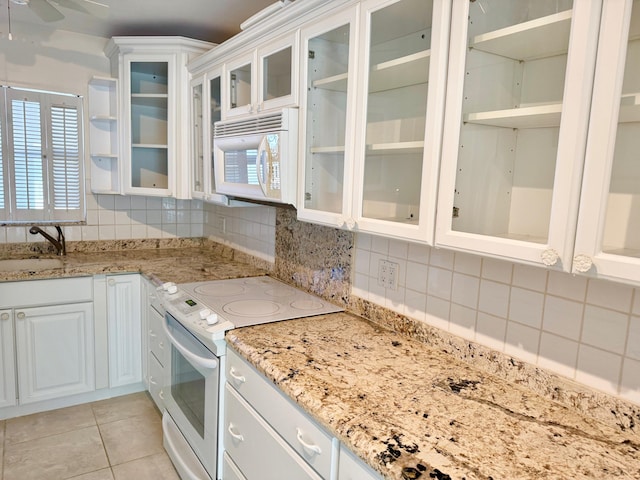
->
(0, 0), (280, 43)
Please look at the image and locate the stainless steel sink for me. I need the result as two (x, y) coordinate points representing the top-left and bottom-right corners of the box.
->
(0, 258), (65, 272)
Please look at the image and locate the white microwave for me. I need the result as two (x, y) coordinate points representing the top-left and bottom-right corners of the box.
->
(213, 108), (298, 205)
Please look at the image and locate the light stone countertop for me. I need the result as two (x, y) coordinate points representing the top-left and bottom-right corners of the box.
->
(227, 313), (640, 480)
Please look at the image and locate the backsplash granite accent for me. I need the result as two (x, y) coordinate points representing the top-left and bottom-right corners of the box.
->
(274, 208), (352, 306)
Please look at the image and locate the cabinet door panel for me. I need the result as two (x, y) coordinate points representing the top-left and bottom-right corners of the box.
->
(0, 309), (16, 408)
(353, 0), (451, 243)
(15, 303), (95, 404)
(107, 274), (142, 388)
(574, 0), (640, 283)
(436, 0), (602, 267)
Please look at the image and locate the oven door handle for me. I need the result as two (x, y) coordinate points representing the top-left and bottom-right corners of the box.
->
(162, 319), (219, 370)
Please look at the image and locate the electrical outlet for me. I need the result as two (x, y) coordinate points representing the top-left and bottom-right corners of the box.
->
(378, 259), (399, 290)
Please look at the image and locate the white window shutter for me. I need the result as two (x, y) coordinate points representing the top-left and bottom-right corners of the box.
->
(0, 88), (7, 221)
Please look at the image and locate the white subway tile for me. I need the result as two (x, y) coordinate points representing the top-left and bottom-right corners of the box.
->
(408, 243), (430, 265)
(369, 252), (385, 279)
(115, 225), (132, 240)
(130, 210), (147, 225)
(146, 197), (162, 209)
(388, 239), (409, 260)
(81, 226), (99, 241)
(406, 261), (428, 294)
(575, 345), (622, 396)
(370, 236), (389, 255)
(97, 194), (115, 210)
(7, 227), (26, 243)
(430, 248), (455, 270)
(581, 306), (629, 354)
(405, 290), (427, 321)
(476, 312), (507, 351)
(386, 286), (406, 314)
(538, 332), (578, 378)
(627, 316), (640, 361)
(425, 295), (451, 330)
(354, 249), (371, 276)
(427, 266), (452, 300)
(509, 288), (544, 329)
(449, 303), (477, 339)
(505, 321), (540, 364)
(481, 258), (513, 283)
(586, 278), (633, 313)
(542, 295), (584, 340)
(86, 210), (99, 226)
(162, 225), (177, 238)
(98, 225), (116, 240)
(547, 271), (587, 302)
(146, 210), (162, 225)
(451, 273), (480, 309)
(162, 210), (177, 224)
(620, 358), (640, 404)
(633, 290), (640, 315)
(478, 279), (510, 318)
(352, 273), (370, 300)
(162, 197), (177, 210)
(98, 210), (115, 225)
(453, 252), (482, 276)
(114, 195), (131, 210)
(130, 225), (147, 239)
(512, 264), (548, 292)
(130, 196), (147, 209)
(114, 210), (130, 225)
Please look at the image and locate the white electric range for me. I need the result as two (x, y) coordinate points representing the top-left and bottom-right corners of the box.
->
(157, 275), (343, 480)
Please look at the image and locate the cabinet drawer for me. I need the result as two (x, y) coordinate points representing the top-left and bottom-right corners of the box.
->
(224, 384), (322, 480)
(148, 352), (165, 410)
(148, 306), (168, 366)
(226, 349), (333, 478)
(0, 277), (93, 308)
(223, 452), (247, 480)
(339, 445), (381, 480)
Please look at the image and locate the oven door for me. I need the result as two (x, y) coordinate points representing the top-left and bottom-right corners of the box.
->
(162, 312), (219, 479)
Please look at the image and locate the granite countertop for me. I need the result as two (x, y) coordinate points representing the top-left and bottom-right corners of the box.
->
(227, 313), (640, 480)
(0, 242), (266, 284)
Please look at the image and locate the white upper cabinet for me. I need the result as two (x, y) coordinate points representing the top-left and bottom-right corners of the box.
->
(298, 0), (452, 242)
(435, 0), (603, 268)
(573, 0), (640, 284)
(297, 6), (359, 227)
(191, 75), (206, 199)
(224, 32), (298, 118)
(105, 37), (213, 198)
(352, 0), (451, 242)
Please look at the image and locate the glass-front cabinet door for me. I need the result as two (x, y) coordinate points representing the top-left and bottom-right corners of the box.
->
(225, 52), (255, 118)
(573, 0), (640, 284)
(191, 77), (205, 199)
(123, 55), (174, 196)
(436, 0), (602, 268)
(258, 33), (298, 112)
(352, 0), (451, 243)
(297, 7), (358, 227)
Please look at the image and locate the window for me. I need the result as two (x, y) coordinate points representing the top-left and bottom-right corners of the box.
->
(0, 85), (85, 225)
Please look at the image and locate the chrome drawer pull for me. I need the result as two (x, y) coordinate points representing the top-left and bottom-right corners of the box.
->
(229, 368), (246, 383)
(228, 424), (245, 442)
(296, 428), (321, 455)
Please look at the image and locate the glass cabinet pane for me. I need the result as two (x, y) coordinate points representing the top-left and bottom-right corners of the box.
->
(192, 83), (203, 194)
(450, 0), (573, 243)
(360, 0), (433, 224)
(209, 75), (221, 196)
(602, 2), (640, 258)
(263, 47), (292, 101)
(130, 61), (169, 190)
(303, 23), (351, 214)
(229, 63), (251, 110)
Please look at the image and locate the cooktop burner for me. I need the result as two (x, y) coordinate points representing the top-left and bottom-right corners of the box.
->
(179, 276), (344, 328)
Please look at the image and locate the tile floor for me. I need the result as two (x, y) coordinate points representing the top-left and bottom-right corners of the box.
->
(0, 392), (179, 480)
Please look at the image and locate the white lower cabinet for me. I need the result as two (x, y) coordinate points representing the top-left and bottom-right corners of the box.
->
(143, 277), (167, 410)
(0, 277), (95, 409)
(0, 308), (16, 408)
(224, 348), (381, 480)
(15, 303), (95, 404)
(106, 274), (142, 388)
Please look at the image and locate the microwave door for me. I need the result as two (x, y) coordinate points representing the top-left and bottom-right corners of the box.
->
(213, 134), (264, 199)
(256, 134), (282, 201)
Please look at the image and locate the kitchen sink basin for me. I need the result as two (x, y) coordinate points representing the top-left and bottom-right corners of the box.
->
(0, 258), (65, 272)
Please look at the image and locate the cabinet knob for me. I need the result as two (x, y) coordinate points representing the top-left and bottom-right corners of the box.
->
(108, 278), (116, 286)
(573, 254), (593, 273)
(345, 218), (356, 230)
(1, 312), (9, 321)
(16, 312), (26, 320)
(540, 248), (559, 266)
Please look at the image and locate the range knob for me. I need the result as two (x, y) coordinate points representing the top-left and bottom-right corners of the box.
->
(199, 308), (212, 319)
(162, 282), (178, 294)
(206, 313), (219, 326)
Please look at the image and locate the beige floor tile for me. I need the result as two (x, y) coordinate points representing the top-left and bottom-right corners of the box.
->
(112, 452), (180, 480)
(92, 392), (158, 425)
(3, 425), (109, 480)
(100, 410), (164, 466)
(5, 403), (96, 445)
(66, 468), (115, 480)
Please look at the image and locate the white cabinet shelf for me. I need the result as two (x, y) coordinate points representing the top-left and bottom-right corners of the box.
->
(88, 76), (120, 194)
(366, 141), (425, 155)
(369, 49), (430, 93)
(471, 10), (572, 60)
(464, 103), (562, 128)
(310, 145), (346, 154)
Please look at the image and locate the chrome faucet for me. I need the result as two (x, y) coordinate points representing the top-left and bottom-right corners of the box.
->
(29, 226), (66, 256)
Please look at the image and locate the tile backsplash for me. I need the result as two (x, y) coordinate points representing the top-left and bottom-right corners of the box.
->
(352, 233), (640, 405)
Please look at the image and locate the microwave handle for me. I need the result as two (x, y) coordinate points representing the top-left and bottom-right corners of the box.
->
(256, 136), (269, 197)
